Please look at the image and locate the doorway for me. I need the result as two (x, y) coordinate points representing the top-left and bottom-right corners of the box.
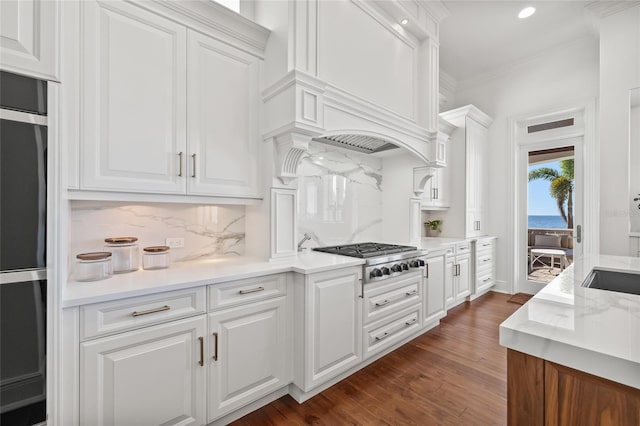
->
(510, 100), (597, 295)
(521, 142), (580, 294)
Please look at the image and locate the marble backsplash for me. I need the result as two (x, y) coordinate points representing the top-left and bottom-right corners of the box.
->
(296, 142), (383, 247)
(69, 201), (245, 264)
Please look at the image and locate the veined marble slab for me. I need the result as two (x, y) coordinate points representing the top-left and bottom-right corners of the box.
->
(69, 201), (245, 267)
(500, 254), (640, 389)
(296, 142), (383, 247)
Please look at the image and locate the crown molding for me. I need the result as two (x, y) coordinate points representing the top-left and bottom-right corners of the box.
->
(440, 104), (493, 128)
(584, 1), (640, 35)
(145, 0), (271, 57)
(455, 35), (597, 94)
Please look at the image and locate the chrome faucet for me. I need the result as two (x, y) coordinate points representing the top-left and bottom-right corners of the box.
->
(297, 233), (312, 251)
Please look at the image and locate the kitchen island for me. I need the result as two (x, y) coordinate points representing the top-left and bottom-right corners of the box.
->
(500, 255), (640, 425)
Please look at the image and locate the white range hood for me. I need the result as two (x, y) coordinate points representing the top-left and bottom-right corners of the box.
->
(256, 0), (450, 183)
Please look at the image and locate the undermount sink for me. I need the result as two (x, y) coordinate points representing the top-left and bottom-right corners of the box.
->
(581, 268), (640, 296)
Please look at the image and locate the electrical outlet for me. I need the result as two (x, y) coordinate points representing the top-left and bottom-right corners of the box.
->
(165, 237), (185, 248)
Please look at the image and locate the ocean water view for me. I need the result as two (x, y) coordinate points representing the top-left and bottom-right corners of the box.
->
(528, 215), (569, 229)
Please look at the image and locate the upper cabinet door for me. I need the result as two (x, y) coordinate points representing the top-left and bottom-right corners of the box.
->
(187, 31), (260, 198)
(0, 0), (58, 80)
(81, 0), (187, 194)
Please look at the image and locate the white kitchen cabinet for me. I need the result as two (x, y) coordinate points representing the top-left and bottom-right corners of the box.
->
(81, 0), (187, 194)
(445, 243), (472, 309)
(187, 30), (260, 198)
(208, 297), (288, 421)
(424, 253), (446, 326)
(421, 166), (450, 209)
(473, 237), (497, 297)
(439, 105), (492, 238)
(80, 315), (207, 426)
(294, 266), (362, 392)
(77, 0), (263, 199)
(0, 0), (58, 80)
(465, 116), (489, 237)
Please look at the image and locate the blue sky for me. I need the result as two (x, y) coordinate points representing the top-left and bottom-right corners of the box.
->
(528, 161), (562, 216)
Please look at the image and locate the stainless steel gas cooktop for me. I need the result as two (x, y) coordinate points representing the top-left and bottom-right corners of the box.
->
(313, 242), (427, 283)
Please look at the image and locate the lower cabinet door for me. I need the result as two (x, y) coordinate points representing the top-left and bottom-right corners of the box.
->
(208, 297), (288, 422)
(456, 255), (472, 299)
(424, 254), (446, 325)
(80, 316), (207, 426)
(305, 267), (362, 391)
(445, 257), (455, 308)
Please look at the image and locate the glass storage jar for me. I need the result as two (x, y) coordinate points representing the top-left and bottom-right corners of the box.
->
(75, 252), (113, 281)
(104, 237), (139, 273)
(143, 246), (171, 270)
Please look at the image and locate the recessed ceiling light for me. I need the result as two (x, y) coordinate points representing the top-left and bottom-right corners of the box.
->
(518, 6), (536, 19)
(400, 18), (409, 25)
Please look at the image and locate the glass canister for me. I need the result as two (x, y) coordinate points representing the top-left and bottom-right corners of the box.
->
(143, 246), (171, 270)
(104, 237), (139, 273)
(75, 252), (113, 281)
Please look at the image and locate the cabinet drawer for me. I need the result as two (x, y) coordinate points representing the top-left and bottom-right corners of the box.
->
(445, 246), (455, 257)
(476, 238), (495, 252)
(80, 287), (206, 341)
(363, 304), (422, 360)
(476, 272), (495, 293)
(208, 274), (286, 311)
(455, 242), (471, 255)
(476, 252), (494, 268)
(363, 273), (422, 325)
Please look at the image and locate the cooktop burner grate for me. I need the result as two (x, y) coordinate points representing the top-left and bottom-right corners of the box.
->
(313, 242), (417, 258)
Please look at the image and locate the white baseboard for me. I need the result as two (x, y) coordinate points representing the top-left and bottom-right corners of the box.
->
(492, 280), (509, 294)
(207, 386), (289, 426)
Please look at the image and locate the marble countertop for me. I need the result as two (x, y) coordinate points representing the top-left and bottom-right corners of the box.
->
(63, 237), (483, 308)
(64, 252), (364, 308)
(500, 254), (640, 389)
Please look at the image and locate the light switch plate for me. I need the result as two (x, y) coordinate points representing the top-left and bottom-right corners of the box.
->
(165, 237), (185, 248)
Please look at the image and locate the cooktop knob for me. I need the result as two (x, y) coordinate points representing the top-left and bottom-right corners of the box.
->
(391, 264), (402, 273)
(410, 260), (419, 268)
(382, 267), (391, 275)
(401, 263), (409, 271)
(418, 259), (425, 267)
(370, 268), (383, 278)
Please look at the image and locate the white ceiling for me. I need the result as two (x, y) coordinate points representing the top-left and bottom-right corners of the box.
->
(439, 1), (595, 82)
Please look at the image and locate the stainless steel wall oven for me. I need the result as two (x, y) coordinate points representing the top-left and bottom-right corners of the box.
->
(0, 70), (48, 426)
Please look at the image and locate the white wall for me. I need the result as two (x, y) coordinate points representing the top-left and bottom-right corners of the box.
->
(598, 6), (640, 255)
(450, 36), (599, 292)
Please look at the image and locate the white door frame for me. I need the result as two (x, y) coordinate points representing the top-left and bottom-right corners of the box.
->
(507, 99), (599, 294)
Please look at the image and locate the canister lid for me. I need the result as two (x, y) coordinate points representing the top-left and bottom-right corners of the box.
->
(143, 245), (170, 253)
(77, 251), (112, 261)
(105, 237), (138, 244)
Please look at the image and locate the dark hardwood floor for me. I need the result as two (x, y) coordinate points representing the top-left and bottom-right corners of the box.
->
(232, 292), (520, 426)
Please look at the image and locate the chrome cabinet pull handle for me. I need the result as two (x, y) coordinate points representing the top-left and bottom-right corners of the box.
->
(375, 299), (391, 307)
(425, 264), (429, 279)
(405, 289), (418, 296)
(238, 286), (264, 294)
(212, 332), (219, 361)
(131, 305), (170, 317)
(483, 258), (491, 263)
(198, 336), (204, 367)
(483, 278), (492, 283)
(178, 152), (183, 177)
(191, 153), (196, 178)
(375, 331), (391, 341)
(482, 243), (491, 247)
(405, 318), (417, 326)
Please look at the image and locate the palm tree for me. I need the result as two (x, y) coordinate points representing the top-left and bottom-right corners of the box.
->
(528, 159), (574, 228)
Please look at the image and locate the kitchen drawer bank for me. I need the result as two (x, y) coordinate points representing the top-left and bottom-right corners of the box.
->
(63, 251), (453, 425)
